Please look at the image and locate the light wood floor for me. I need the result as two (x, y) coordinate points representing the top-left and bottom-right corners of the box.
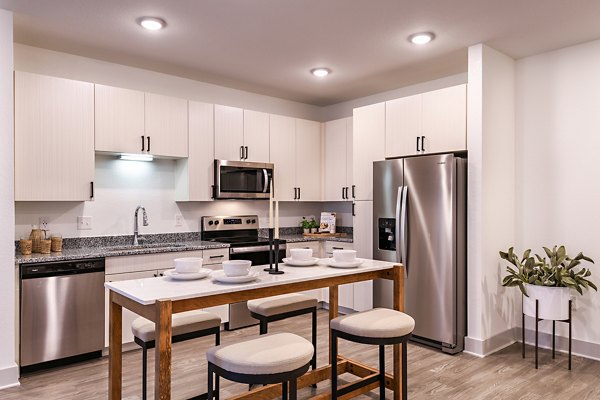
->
(4, 310), (600, 399)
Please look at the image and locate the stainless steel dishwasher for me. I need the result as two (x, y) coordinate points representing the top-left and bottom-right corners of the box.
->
(20, 258), (105, 371)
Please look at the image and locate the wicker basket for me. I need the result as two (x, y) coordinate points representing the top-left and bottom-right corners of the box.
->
(51, 235), (63, 252)
(40, 239), (51, 254)
(29, 228), (43, 253)
(20, 239), (32, 255)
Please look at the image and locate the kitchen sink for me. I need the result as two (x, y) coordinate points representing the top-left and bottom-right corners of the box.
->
(103, 243), (188, 252)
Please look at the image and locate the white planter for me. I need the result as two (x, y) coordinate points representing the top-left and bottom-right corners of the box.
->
(303, 228), (310, 234)
(522, 284), (571, 320)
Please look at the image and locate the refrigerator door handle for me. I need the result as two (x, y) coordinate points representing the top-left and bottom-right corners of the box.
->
(400, 186), (408, 266)
(395, 186), (404, 264)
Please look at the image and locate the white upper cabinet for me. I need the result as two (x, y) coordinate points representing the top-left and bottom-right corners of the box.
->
(295, 119), (322, 201)
(175, 101), (214, 201)
(243, 110), (270, 162)
(144, 93), (188, 158)
(385, 84), (467, 157)
(421, 84), (467, 153)
(352, 102), (386, 201)
(214, 104), (244, 161)
(270, 114), (296, 201)
(15, 71), (95, 201)
(214, 106), (270, 162)
(95, 84), (145, 154)
(95, 84), (188, 157)
(324, 117), (352, 201)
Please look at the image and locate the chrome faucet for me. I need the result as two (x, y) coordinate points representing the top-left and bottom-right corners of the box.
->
(133, 205), (149, 245)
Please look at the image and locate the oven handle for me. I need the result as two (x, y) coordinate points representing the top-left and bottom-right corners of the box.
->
(230, 244), (287, 254)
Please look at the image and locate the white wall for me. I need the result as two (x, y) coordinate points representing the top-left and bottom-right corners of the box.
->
(465, 44), (517, 356)
(15, 156), (350, 239)
(0, 9), (18, 389)
(14, 44), (323, 121)
(515, 39), (600, 348)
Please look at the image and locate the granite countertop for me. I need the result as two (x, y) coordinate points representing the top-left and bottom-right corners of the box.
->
(280, 234), (353, 243)
(15, 233), (229, 265)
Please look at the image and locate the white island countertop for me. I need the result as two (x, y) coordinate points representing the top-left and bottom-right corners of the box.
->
(105, 259), (396, 305)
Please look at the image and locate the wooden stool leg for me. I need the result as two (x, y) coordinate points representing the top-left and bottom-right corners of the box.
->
(311, 309), (318, 389)
(142, 344), (147, 400)
(331, 330), (338, 400)
(379, 345), (386, 400)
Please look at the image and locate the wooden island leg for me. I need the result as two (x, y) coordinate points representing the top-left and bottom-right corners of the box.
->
(393, 265), (405, 400)
(109, 291), (123, 400)
(155, 299), (173, 400)
(329, 285), (339, 365)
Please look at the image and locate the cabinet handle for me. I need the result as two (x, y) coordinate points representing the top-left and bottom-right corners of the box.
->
(293, 187), (297, 200)
(421, 136), (426, 152)
(332, 246), (344, 250)
(352, 185), (355, 199)
(416, 136), (421, 152)
(147, 136), (151, 153)
(352, 202), (356, 216)
(209, 255), (224, 259)
(244, 146), (249, 160)
(297, 187), (301, 200)
(141, 135), (145, 151)
(90, 181), (94, 200)
(159, 272), (164, 277)
(240, 146), (244, 160)
(341, 187), (345, 199)
(153, 273), (158, 277)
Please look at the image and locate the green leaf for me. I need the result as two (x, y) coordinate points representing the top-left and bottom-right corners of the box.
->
(543, 247), (553, 258)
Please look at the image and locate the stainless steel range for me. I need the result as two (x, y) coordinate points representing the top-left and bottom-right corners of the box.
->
(201, 215), (286, 329)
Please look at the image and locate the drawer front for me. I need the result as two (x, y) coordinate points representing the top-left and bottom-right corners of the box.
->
(203, 248), (229, 265)
(324, 241), (354, 257)
(105, 250), (204, 274)
(285, 241), (321, 258)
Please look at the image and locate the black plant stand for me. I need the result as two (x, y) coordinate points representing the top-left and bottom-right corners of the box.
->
(523, 299), (572, 370)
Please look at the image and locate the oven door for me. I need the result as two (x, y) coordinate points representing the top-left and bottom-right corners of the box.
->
(214, 160), (273, 199)
(226, 245), (286, 330)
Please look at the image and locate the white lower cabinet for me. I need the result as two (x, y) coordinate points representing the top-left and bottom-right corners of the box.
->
(103, 249), (227, 347)
(285, 241), (323, 301)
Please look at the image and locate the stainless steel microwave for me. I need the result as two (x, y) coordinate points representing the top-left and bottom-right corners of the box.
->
(213, 160), (273, 199)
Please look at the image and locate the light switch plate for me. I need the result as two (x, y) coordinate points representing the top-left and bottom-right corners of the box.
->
(175, 215), (184, 227)
(77, 216), (93, 230)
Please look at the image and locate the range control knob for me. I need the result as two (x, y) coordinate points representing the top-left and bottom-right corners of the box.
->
(246, 219), (251, 224)
(208, 220), (214, 226)
(214, 220), (220, 225)
(252, 219), (256, 224)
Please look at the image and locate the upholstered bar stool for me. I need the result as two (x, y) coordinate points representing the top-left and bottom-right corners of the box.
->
(330, 308), (415, 400)
(131, 310), (222, 400)
(247, 293), (318, 373)
(207, 332), (314, 400)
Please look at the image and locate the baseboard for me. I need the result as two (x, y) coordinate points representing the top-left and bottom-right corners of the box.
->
(520, 327), (600, 362)
(464, 328), (516, 357)
(0, 363), (19, 390)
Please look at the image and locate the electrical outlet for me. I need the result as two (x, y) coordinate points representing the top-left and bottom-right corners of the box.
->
(39, 216), (49, 230)
(175, 215), (184, 227)
(77, 216), (93, 230)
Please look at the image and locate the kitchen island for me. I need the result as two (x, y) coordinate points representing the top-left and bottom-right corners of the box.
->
(105, 259), (404, 400)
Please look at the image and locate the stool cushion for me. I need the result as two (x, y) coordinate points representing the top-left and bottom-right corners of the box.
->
(330, 308), (415, 339)
(132, 310), (221, 342)
(207, 332), (314, 375)
(247, 293), (318, 317)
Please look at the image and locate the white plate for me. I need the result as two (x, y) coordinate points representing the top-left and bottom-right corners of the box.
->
(324, 258), (364, 269)
(283, 257), (319, 267)
(212, 270), (260, 284)
(164, 268), (212, 281)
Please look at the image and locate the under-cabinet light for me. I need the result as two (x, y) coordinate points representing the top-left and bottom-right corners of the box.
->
(119, 153), (154, 162)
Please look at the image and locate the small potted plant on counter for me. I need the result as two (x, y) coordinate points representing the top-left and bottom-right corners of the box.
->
(500, 245), (596, 320)
(309, 217), (319, 233)
(300, 217), (311, 235)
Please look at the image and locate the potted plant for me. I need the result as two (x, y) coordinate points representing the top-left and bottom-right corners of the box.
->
(300, 217), (311, 234)
(309, 217), (319, 233)
(500, 245), (596, 320)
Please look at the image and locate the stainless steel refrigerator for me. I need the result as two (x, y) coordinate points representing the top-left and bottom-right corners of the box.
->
(373, 153), (467, 354)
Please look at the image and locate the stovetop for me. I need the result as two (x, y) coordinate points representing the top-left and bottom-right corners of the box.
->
(200, 215), (286, 247)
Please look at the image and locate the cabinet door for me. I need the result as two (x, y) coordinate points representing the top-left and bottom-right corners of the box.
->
(352, 102), (385, 201)
(15, 72), (94, 201)
(386, 94), (422, 157)
(286, 241), (321, 258)
(295, 119), (322, 201)
(421, 84), (467, 153)
(352, 201), (374, 311)
(269, 114), (296, 201)
(243, 110), (270, 162)
(95, 84), (145, 154)
(175, 101), (214, 201)
(346, 118), (354, 194)
(324, 118), (348, 201)
(215, 105), (244, 161)
(104, 270), (157, 346)
(145, 93), (188, 157)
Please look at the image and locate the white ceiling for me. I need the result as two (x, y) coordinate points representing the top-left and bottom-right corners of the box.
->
(2, 0), (600, 106)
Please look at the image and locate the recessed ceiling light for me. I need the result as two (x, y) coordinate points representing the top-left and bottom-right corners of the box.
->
(138, 17), (166, 31)
(408, 32), (435, 45)
(311, 68), (331, 78)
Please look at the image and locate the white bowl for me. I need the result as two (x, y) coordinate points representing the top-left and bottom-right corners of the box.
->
(222, 260), (252, 277)
(333, 250), (357, 263)
(174, 257), (203, 274)
(290, 248), (313, 261)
